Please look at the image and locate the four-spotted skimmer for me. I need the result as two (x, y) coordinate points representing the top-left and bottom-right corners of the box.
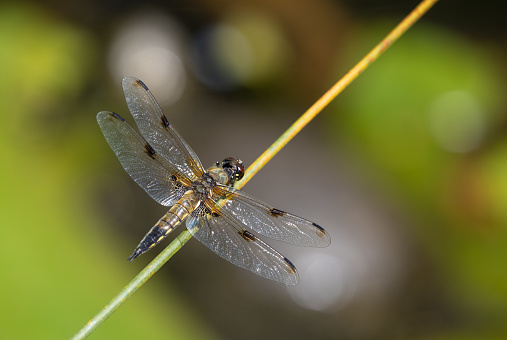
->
(97, 77), (331, 285)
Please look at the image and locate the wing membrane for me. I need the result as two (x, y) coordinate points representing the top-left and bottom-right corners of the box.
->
(97, 111), (189, 206)
(213, 186), (331, 247)
(186, 204), (299, 285)
(122, 76), (204, 180)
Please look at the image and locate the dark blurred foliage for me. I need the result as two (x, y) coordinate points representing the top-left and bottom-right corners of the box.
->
(1, 0), (507, 339)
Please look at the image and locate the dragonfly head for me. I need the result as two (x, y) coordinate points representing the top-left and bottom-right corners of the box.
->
(221, 157), (245, 184)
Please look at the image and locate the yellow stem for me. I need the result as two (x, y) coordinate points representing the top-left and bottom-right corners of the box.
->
(236, 0), (439, 189)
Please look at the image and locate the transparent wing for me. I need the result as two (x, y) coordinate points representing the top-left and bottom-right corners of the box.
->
(97, 111), (190, 206)
(186, 203), (299, 285)
(122, 76), (204, 180)
(212, 185), (331, 247)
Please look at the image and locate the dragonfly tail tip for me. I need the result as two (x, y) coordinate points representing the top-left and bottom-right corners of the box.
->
(127, 248), (142, 262)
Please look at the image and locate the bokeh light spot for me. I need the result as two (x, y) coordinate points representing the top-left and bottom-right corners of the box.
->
(287, 253), (356, 312)
(190, 8), (290, 90)
(108, 11), (186, 106)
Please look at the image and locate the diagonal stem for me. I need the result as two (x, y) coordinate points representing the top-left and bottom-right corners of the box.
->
(72, 0), (439, 338)
(71, 230), (193, 340)
(236, 0), (439, 189)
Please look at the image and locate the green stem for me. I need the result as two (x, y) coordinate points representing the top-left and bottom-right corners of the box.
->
(71, 230), (193, 340)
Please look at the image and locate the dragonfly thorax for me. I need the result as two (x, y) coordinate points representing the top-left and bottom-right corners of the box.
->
(192, 173), (217, 199)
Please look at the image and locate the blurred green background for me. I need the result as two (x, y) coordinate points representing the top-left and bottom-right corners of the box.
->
(1, 0), (507, 339)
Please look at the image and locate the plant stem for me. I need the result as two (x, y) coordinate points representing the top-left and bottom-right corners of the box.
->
(73, 0), (439, 338)
(71, 230), (192, 340)
(236, 0), (439, 189)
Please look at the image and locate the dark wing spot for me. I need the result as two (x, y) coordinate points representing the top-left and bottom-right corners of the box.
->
(160, 114), (170, 128)
(239, 229), (257, 242)
(144, 143), (156, 159)
(283, 257), (297, 274)
(269, 208), (286, 217)
(201, 206), (219, 217)
(169, 174), (184, 190)
(110, 112), (125, 122)
(312, 222), (325, 233)
(312, 222), (328, 238)
(135, 78), (150, 91)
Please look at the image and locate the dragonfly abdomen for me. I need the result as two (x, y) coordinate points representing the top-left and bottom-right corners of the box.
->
(128, 191), (199, 261)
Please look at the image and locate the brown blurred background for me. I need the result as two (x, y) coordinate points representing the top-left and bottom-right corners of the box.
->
(1, 0), (507, 339)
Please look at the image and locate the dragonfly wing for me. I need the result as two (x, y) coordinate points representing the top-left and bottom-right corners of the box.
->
(186, 203), (299, 285)
(97, 111), (189, 206)
(212, 185), (331, 247)
(122, 76), (204, 180)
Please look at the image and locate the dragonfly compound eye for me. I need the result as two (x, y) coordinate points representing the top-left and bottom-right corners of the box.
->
(235, 160), (244, 181)
(222, 157), (244, 182)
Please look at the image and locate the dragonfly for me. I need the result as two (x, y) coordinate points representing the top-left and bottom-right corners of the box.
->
(97, 77), (331, 285)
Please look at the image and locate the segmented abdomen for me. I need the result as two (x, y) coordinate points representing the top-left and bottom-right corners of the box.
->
(128, 191), (199, 261)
